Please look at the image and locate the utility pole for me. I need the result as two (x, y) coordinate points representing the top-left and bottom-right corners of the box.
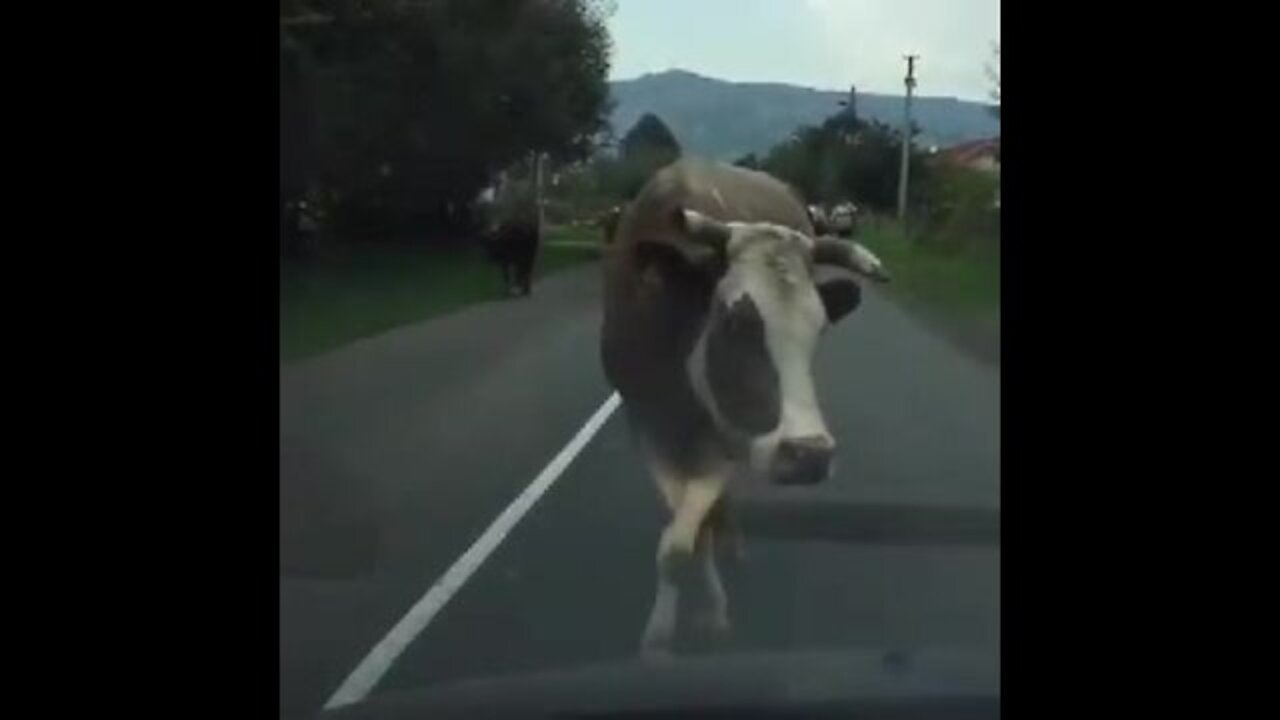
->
(532, 149), (547, 292)
(839, 84), (857, 120)
(897, 54), (919, 223)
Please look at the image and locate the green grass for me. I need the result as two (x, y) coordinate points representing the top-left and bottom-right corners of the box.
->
(280, 226), (599, 363)
(856, 217), (1000, 356)
(280, 217), (999, 364)
(540, 221), (604, 251)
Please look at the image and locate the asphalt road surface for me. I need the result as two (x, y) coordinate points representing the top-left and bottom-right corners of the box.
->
(279, 262), (1000, 719)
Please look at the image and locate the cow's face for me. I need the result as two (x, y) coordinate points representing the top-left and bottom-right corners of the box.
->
(669, 208), (889, 485)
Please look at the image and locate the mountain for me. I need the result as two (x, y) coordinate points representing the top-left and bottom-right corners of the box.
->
(608, 69), (999, 161)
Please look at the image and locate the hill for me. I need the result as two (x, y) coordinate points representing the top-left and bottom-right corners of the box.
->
(608, 69), (998, 160)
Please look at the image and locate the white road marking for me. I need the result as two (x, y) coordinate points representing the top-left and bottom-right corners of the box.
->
(323, 391), (623, 709)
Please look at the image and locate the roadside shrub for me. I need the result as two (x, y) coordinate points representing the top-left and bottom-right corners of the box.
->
(919, 165), (999, 253)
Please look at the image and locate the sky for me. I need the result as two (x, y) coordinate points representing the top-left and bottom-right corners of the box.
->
(605, 0), (999, 102)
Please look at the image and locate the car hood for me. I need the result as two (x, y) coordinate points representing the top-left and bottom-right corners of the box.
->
(319, 646), (999, 720)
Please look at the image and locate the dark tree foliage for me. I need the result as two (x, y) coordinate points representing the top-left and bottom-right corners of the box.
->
(758, 108), (932, 215)
(619, 112), (681, 160)
(279, 0), (614, 244)
(612, 113), (681, 197)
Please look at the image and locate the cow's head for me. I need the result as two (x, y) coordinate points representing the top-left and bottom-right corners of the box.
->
(640, 207), (889, 485)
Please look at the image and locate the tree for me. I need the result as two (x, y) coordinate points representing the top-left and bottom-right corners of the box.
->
(757, 112), (932, 215)
(279, 0), (615, 243)
(620, 113), (681, 160)
(734, 152), (761, 170)
(612, 113), (682, 197)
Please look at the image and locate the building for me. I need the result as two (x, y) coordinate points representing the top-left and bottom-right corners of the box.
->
(936, 137), (1000, 173)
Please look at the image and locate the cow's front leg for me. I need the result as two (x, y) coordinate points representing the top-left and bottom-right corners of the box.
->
(640, 459), (683, 657)
(506, 264), (520, 297)
(641, 471), (726, 657)
(692, 523), (732, 643)
(640, 562), (679, 659)
(709, 492), (745, 566)
(659, 474), (725, 587)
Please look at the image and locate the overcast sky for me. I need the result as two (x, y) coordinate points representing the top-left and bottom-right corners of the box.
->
(606, 0), (1000, 102)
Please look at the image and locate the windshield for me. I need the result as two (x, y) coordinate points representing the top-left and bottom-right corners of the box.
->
(280, 1), (1000, 718)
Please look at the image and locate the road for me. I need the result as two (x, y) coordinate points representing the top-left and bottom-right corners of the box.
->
(279, 263), (1000, 719)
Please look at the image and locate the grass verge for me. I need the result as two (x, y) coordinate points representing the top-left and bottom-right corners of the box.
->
(855, 218), (1001, 364)
(280, 226), (599, 363)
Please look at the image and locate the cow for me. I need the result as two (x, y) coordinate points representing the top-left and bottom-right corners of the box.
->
(484, 218), (539, 296)
(600, 158), (889, 656)
(476, 187), (540, 297)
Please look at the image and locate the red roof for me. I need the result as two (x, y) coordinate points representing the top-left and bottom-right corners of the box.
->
(938, 138), (999, 166)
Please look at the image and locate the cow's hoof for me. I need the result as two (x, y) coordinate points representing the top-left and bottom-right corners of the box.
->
(639, 641), (675, 662)
(639, 630), (676, 661)
(693, 611), (733, 644)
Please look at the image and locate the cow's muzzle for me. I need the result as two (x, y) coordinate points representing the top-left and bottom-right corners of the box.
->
(771, 435), (835, 485)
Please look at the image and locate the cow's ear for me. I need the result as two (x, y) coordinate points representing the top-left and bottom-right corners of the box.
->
(816, 270), (862, 324)
(631, 206), (731, 277)
(813, 236), (890, 282)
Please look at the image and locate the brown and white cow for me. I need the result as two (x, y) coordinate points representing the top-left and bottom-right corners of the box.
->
(600, 158), (888, 656)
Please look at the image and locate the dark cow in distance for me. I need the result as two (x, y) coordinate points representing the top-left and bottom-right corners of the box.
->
(601, 157), (889, 656)
(484, 217), (539, 296)
(477, 186), (540, 297)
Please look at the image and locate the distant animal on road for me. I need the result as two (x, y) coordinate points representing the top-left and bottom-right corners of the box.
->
(484, 218), (539, 297)
(477, 185), (541, 297)
(601, 157), (889, 656)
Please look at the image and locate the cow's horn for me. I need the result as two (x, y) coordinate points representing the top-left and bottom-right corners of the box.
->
(673, 207), (731, 251)
(812, 236), (891, 282)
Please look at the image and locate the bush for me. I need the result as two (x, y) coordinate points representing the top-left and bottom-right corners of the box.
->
(543, 199), (576, 225)
(918, 165), (1000, 253)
